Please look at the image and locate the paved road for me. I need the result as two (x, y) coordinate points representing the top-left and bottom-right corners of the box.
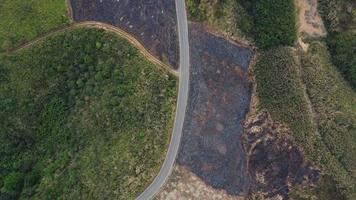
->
(136, 0), (190, 199)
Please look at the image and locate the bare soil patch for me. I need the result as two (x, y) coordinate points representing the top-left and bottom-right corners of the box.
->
(156, 165), (243, 200)
(296, 0), (326, 38)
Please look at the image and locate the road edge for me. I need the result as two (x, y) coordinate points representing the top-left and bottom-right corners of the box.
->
(135, 0), (190, 199)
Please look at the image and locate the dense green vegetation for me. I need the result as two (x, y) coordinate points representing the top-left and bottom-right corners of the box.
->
(254, 45), (356, 199)
(300, 42), (356, 199)
(246, 0), (297, 48)
(318, 0), (356, 89)
(0, 28), (177, 199)
(186, 0), (297, 48)
(254, 47), (316, 147)
(319, 0), (355, 32)
(0, 0), (70, 51)
(186, 0), (253, 38)
(327, 31), (356, 89)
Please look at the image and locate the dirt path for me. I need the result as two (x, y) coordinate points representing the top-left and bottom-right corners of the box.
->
(9, 21), (178, 77)
(296, 0), (326, 38)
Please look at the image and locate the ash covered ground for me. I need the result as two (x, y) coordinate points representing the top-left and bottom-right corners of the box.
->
(69, 0), (179, 69)
(177, 23), (253, 196)
(244, 112), (320, 199)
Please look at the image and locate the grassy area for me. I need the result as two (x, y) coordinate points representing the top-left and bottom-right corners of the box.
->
(254, 45), (356, 199)
(247, 0), (297, 48)
(318, 0), (355, 32)
(253, 47), (316, 147)
(0, 0), (70, 51)
(318, 0), (356, 89)
(0, 28), (177, 199)
(299, 42), (356, 199)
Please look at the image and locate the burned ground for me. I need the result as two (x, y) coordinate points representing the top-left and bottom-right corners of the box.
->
(177, 23), (253, 196)
(69, 0), (179, 69)
(243, 112), (320, 200)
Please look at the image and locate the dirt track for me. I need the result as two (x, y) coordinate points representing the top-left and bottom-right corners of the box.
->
(10, 21), (178, 77)
(69, 0), (179, 70)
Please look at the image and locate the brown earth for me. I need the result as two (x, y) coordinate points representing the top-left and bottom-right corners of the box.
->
(156, 165), (244, 200)
(296, 0), (327, 38)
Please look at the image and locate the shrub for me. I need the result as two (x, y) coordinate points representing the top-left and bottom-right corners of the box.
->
(250, 0), (297, 48)
(327, 31), (356, 89)
(2, 172), (24, 196)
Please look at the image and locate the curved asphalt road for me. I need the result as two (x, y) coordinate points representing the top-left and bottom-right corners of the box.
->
(136, 0), (190, 199)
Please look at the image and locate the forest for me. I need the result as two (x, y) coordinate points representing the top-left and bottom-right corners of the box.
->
(0, 28), (177, 199)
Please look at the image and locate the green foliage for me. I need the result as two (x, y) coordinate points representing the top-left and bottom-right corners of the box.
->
(254, 47), (315, 145)
(290, 175), (347, 200)
(0, 0), (70, 51)
(319, 0), (356, 32)
(301, 42), (356, 199)
(186, 0), (253, 38)
(249, 0), (297, 48)
(0, 28), (177, 199)
(186, 0), (297, 48)
(1, 172), (24, 197)
(318, 0), (356, 89)
(327, 31), (356, 89)
(255, 45), (356, 199)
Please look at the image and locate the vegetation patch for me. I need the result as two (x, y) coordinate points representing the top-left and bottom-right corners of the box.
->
(0, 0), (70, 51)
(186, 0), (253, 38)
(300, 42), (356, 199)
(247, 0), (297, 48)
(254, 44), (356, 199)
(253, 47), (315, 146)
(186, 0), (297, 48)
(0, 28), (177, 199)
(318, 0), (356, 89)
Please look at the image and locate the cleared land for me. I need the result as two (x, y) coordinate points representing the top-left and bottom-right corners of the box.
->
(0, 28), (177, 199)
(0, 0), (70, 51)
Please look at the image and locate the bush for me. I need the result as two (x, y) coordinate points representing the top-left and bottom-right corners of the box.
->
(301, 42), (356, 198)
(2, 172), (24, 196)
(327, 31), (356, 89)
(250, 0), (297, 48)
(254, 47), (315, 145)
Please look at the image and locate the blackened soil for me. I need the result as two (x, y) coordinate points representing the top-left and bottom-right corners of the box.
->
(243, 112), (320, 200)
(177, 23), (253, 196)
(69, 0), (179, 69)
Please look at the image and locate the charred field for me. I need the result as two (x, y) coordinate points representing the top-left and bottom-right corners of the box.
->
(177, 22), (253, 196)
(176, 23), (319, 199)
(69, 0), (179, 69)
